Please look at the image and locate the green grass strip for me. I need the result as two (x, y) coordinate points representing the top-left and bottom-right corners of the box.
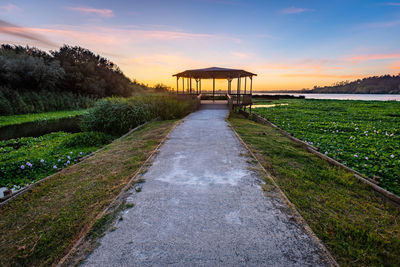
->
(228, 113), (400, 266)
(0, 109), (88, 127)
(0, 120), (177, 266)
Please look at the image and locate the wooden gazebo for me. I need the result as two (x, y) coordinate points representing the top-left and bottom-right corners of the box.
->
(172, 67), (257, 104)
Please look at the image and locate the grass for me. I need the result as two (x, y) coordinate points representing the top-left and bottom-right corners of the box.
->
(0, 120), (177, 266)
(252, 99), (400, 195)
(228, 113), (400, 266)
(0, 109), (88, 127)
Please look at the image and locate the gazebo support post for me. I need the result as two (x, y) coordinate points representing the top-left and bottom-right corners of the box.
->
(199, 79), (202, 94)
(176, 77), (179, 94)
(182, 77), (185, 93)
(190, 78), (192, 94)
(250, 76), (253, 95)
(244, 77), (247, 94)
(237, 76), (240, 105)
(213, 77), (215, 102)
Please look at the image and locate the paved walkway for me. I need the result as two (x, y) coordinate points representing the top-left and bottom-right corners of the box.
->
(84, 104), (330, 266)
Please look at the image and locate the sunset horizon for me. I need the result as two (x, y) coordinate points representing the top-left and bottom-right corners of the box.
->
(1, 0), (400, 90)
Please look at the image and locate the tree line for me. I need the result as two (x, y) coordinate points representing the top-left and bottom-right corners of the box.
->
(0, 45), (152, 115)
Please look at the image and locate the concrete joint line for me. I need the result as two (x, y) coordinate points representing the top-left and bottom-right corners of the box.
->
(227, 118), (340, 267)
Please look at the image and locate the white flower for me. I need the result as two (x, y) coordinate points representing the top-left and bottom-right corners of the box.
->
(70, 151), (73, 154)
(67, 156), (71, 159)
(53, 165), (57, 169)
(79, 152), (82, 155)
(365, 157), (368, 160)
(364, 164), (367, 167)
(67, 160), (70, 164)
(354, 154), (358, 157)
(40, 159), (44, 163)
(390, 133), (394, 137)
(390, 154), (395, 158)
(325, 151), (328, 155)
(21, 165), (25, 169)
(58, 159), (61, 162)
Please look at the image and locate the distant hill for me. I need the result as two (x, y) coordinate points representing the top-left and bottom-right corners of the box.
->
(263, 74), (400, 94)
(310, 74), (400, 94)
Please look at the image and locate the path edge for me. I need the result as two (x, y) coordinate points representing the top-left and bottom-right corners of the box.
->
(227, 116), (340, 267)
(56, 118), (185, 266)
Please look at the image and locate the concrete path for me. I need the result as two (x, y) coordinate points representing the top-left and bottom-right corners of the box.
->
(84, 104), (330, 266)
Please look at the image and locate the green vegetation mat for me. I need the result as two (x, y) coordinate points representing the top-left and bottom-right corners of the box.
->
(228, 113), (400, 266)
(0, 109), (87, 127)
(0, 131), (113, 188)
(0, 120), (177, 266)
(252, 99), (400, 195)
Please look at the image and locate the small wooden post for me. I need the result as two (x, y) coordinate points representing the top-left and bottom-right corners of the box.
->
(187, 78), (189, 93)
(199, 79), (202, 94)
(213, 77), (215, 102)
(244, 77), (247, 94)
(190, 78), (192, 94)
(176, 77), (179, 94)
(182, 77), (185, 93)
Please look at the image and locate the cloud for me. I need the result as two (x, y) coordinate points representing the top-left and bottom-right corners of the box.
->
(360, 20), (400, 28)
(67, 6), (114, 18)
(0, 3), (19, 13)
(280, 6), (314, 14)
(345, 53), (400, 62)
(280, 73), (368, 79)
(0, 19), (57, 47)
(384, 2), (400, 6)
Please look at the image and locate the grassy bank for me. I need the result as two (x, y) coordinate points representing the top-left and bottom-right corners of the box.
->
(0, 109), (87, 127)
(0, 120), (177, 266)
(228, 113), (400, 266)
(252, 99), (400, 195)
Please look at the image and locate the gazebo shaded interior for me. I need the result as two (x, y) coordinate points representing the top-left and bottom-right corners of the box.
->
(173, 67), (257, 97)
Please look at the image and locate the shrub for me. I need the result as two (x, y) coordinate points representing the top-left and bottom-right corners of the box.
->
(81, 95), (194, 135)
(81, 98), (152, 135)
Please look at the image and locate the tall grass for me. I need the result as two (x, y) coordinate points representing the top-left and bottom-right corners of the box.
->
(0, 88), (95, 115)
(81, 95), (194, 135)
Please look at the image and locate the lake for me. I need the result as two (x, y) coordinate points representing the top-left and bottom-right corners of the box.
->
(256, 93), (400, 101)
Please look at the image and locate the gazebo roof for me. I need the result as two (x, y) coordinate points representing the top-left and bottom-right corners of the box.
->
(173, 67), (257, 79)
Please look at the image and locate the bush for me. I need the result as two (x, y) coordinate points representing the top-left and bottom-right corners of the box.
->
(81, 98), (152, 135)
(81, 95), (194, 135)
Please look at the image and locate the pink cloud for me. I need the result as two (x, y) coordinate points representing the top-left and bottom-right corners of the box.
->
(280, 7), (314, 14)
(67, 6), (114, 18)
(345, 53), (400, 62)
(0, 3), (19, 13)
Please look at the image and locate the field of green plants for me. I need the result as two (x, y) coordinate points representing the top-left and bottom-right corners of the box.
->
(0, 131), (113, 188)
(253, 99), (400, 195)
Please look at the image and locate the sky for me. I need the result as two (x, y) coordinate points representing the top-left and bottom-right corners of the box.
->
(1, 0), (400, 91)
